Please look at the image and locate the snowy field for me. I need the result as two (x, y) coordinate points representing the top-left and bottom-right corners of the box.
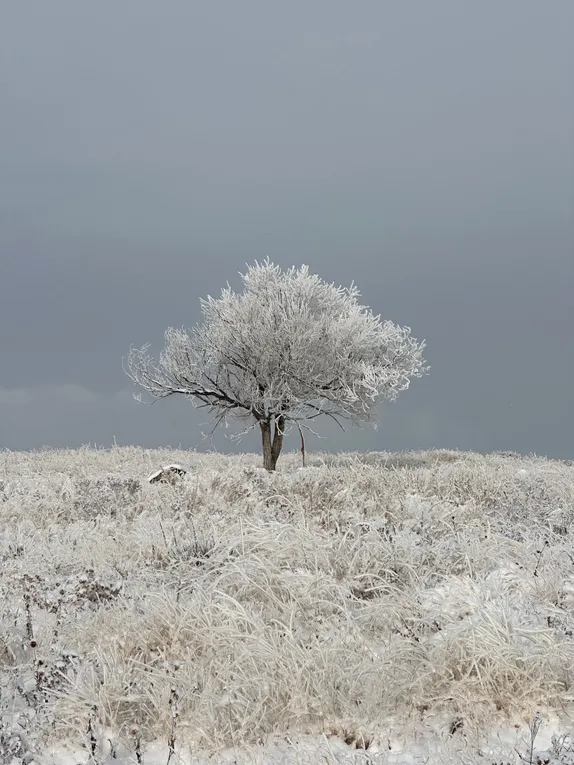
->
(1, 446), (574, 764)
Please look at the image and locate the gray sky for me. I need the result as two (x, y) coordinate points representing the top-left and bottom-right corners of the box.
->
(1, 1), (573, 460)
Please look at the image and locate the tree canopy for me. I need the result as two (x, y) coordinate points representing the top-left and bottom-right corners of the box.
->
(125, 261), (429, 469)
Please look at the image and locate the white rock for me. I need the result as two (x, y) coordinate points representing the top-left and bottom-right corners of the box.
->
(147, 464), (187, 484)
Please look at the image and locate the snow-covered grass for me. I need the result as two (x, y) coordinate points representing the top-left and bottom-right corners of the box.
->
(1, 446), (574, 764)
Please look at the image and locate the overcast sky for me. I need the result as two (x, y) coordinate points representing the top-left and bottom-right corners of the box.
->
(1, 1), (573, 460)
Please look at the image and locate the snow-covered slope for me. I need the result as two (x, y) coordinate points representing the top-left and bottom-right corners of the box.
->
(1, 446), (573, 764)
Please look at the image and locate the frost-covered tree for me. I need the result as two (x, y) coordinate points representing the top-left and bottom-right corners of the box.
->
(125, 261), (429, 470)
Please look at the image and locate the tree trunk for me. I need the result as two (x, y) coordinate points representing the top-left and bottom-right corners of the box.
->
(260, 420), (274, 471)
(260, 416), (285, 471)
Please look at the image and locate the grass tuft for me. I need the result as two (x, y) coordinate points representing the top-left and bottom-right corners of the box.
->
(0, 446), (573, 762)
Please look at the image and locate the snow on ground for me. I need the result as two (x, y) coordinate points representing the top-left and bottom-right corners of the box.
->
(21, 713), (574, 764)
(1, 446), (574, 764)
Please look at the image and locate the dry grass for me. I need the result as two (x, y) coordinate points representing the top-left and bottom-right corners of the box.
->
(1, 445), (574, 763)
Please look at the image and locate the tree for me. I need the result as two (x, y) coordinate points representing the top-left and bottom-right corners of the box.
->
(124, 261), (429, 471)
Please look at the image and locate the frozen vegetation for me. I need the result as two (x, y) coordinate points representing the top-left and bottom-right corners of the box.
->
(126, 261), (428, 472)
(1, 446), (574, 764)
